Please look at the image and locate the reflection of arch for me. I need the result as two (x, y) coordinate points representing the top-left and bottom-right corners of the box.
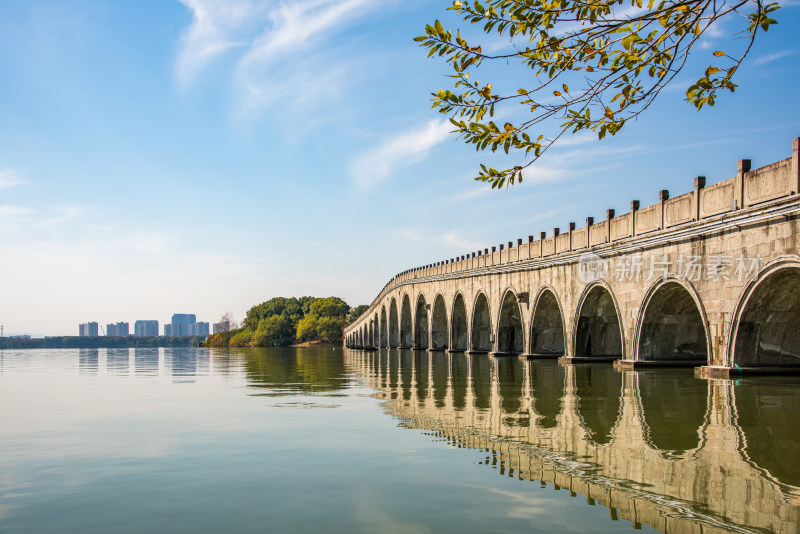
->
(730, 259), (800, 368)
(431, 294), (448, 351)
(496, 289), (524, 354)
(574, 282), (623, 358)
(450, 353), (468, 409)
(415, 351), (428, 404)
(530, 287), (565, 355)
(636, 278), (708, 364)
(432, 351), (448, 406)
(496, 357), (523, 415)
(450, 293), (468, 352)
(389, 298), (399, 347)
(736, 379), (800, 487)
(400, 294), (412, 348)
(380, 306), (388, 347)
(529, 360), (564, 428)
(470, 292), (492, 352)
(472, 353), (491, 409)
(415, 294), (429, 349)
(574, 365), (622, 446)
(637, 370), (705, 453)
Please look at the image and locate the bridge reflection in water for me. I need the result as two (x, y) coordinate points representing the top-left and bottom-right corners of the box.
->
(345, 349), (800, 533)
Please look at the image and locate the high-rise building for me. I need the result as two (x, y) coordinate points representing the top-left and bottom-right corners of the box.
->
(134, 320), (159, 337)
(79, 322), (99, 337)
(106, 322), (130, 337)
(169, 314), (196, 337)
(189, 322), (210, 336)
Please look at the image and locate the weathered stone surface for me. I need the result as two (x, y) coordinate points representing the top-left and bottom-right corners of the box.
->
(346, 139), (800, 373)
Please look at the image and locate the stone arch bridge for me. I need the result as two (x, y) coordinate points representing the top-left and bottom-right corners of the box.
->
(345, 138), (800, 376)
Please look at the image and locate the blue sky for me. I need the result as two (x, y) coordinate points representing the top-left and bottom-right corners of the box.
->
(1, 0), (798, 336)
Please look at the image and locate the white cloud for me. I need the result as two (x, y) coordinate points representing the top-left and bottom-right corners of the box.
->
(0, 205), (33, 221)
(176, 0), (268, 87)
(351, 119), (452, 190)
(393, 228), (484, 254)
(752, 49), (800, 66)
(0, 170), (26, 190)
(0, 205), (89, 234)
(176, 0), (381, 119)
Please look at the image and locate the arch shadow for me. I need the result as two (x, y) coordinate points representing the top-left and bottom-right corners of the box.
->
(470, 292), (492, 353)
(635, 278), (708, 365)
(529, 287), (565, 356)
(573, 282), (623, 360)
(729, 259), (800, 369)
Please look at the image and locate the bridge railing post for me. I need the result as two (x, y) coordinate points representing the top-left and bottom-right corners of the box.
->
(585, 217), (593, 248)
(658, 190), (669, 230)
(605, 209), (615, 243)
(735, 160), (750, 210)
(793, 137), (799, 194)
(693, 176), (706, 221)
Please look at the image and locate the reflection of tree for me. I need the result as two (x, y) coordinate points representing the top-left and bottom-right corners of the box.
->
(236, 347), (346, 394)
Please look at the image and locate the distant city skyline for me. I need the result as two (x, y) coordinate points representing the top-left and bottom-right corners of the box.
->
(72, 314), (210, 338)
(1, 1), (798, 335)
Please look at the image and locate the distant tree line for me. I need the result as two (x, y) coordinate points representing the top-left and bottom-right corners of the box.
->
(205, 296), (367, 348)
(0, 336), (204, 350)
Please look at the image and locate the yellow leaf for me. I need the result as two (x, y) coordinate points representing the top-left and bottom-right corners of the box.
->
(713, 50), (725, 57)
(553, 90), (562, 97)
(562, 84), (569, 93)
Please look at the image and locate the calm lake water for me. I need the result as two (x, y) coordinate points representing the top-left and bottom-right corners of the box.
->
(0, 347), (798, 533)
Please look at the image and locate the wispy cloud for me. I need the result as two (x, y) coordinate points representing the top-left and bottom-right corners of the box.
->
(176, 0), (267, 87)
(0, 170), (26, 190)
(177, 0), (382, 120)
(0, 205), (88, 234)
(752, 49), (800, 66)
(393, 227), (484, 253)
(351, 119), (452, 191)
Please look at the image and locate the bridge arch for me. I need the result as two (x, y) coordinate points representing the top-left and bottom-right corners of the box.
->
(389, 298), (399, 347)
(431, 293), (448, 351)
(729, 257), (800, 369)
(573, 281), (624, 358)
(373, 312), (379, 346)
(415, 293), (429, 349)
(529, 287), (565, 356)
(369, 321), (374, 347)
(380, 306), (387, 347)
(450, 292), (468, 352)
(471, 291), (493, 353)
(635, 277), (709, 364)
(400, 294), (412, 348)
(496, 288), (524, 354)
